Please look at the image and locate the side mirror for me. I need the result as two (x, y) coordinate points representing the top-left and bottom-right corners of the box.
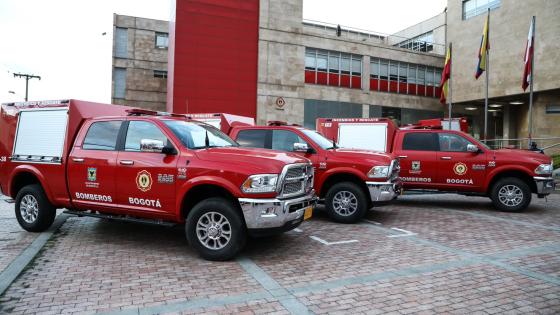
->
(293, 142), (311, 153)
(140, 139), (165, 153)
(466, 144), (479, 153)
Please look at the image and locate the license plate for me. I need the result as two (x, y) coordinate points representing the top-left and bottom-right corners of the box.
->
(304, 206), (313, 220)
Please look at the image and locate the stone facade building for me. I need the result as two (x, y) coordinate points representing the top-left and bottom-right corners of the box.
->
(111, 14), (168, 111)
(112, 0), (559, 152)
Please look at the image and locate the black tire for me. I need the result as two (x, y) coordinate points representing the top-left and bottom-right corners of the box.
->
(490, 177), (532, 212)
(325, 182), (369, 223)
(185, 197), (246, 261)
(15, 184), (56, 232)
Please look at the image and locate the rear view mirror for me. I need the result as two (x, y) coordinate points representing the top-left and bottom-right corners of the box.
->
(140, 139), (165, 153)
(466, 144), (479, 153)
(293, 142), (310, 153)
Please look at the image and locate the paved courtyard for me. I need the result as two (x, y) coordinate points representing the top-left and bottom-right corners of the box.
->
(0, 193), (559, 314)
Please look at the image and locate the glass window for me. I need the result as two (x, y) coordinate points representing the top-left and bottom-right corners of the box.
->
(435, 70), (442, 86)
(115, 27), (128, 58)
(164, 120), (237, 149)
(417, 66), (425, 85)
(125, 121), (168, 152)
(83, 121), (122, 151)
(329, 54), (340, 73)
(341, 54), (351, 74)
(408, 65), (417, 84)
(155, 32), (169, 48)
(426, 68), (434, 86)
(439, 133), (474, 152)
(402, 132), (439, 151)
(463, 0), (500, 20)
(272, 130), (306, 152)
(351, 57), (362, 75)
(153, 70), (167, 78)
(317, 53), (328, 72)
(379, 61), (388, 80)
(371, 59), (379, 78)
(389, 62), (398, 81)
(301, 129), (335, 150)
(399, 63), (407, 83)
(305, 51), (316, 70)
(236, 129), (268, 148)
(113, 67), (126, 99)
(546, 104), (560, 114)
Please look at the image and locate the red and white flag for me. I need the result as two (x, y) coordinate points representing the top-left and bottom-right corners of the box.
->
(522, 18), (535, 91)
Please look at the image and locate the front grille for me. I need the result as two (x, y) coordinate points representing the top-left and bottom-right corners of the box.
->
(279, 163), (314, 198)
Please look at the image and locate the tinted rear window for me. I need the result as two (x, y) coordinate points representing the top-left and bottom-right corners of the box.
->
(236, 130), (268, 148)
(83, 121), (122, 150)
(402, 132), (439, 151)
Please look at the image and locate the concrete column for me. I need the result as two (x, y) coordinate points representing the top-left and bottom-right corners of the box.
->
(503, 105), (510, 140)
(362, 55), (370, 92)
(362, 105), (369, 118)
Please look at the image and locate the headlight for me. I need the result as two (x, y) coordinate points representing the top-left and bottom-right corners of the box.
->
(535, 163), (553, 175)
(368, 165), (390, 178)
(242, 174), (279, 193)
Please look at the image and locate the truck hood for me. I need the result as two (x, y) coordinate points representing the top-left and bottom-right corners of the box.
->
(329, 148), (394, 165)
(194, 147), (308, 174)
(492, 148), (551, 164)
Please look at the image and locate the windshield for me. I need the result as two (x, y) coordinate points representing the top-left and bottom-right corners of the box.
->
(301, 129), (337, 149)
(164, 120), (238, 149)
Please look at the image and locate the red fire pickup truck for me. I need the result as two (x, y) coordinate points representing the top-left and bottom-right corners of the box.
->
(317, 117), (555, 212)
(0, 100), (315, 260)
(188, 114), (401, 224)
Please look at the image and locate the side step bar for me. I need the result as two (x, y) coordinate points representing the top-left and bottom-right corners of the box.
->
(63, 210), (176, 227)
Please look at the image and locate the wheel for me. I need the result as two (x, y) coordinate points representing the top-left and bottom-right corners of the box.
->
(15, 184), (56, 232)
(325, 182), (368, 223)
(185, 197), (246, 261)
(490, 177), (532, 212)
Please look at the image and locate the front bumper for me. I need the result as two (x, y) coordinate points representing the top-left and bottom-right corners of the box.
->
(239, 190), (317, 231)
(534, 176), (555, 195)
(366, 180), (402, 202)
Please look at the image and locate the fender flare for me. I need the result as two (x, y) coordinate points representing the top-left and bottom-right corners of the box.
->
(9, 165), (54, 201)
(175, 176), (241, 218)
(318, 167), (367, 196)
(485, 165), (534, 190)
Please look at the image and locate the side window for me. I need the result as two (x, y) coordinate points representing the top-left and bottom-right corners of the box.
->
(125, 121), (168, 152)
(272, 130), (306, 152)
(439, 133), (473, 152)
(236, 130), (268, 149)
(402, 132), (439, 151)
(83, 121), (122, 151)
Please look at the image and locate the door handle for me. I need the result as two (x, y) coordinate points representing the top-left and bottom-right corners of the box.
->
(120, 160), (134, 165)
(440, 156), (452, 160)
(72, 158), (84, 163)
(398, 155), (408, 159)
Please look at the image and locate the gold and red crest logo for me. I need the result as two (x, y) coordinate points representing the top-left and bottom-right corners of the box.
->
(453, 162), (468, 176)
(136, 170), (152, 192)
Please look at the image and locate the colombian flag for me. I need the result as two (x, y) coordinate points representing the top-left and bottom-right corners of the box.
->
(475, 14), (490, 79)
(439, 45), (451, 104)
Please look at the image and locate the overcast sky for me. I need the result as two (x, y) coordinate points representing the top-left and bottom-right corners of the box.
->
(0, 0), (446, 104)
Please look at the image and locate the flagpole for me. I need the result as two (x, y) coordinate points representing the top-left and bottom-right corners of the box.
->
(528, 15), (536, 149)
(448, 42), (452, 130)
(483, 8), (490, 142)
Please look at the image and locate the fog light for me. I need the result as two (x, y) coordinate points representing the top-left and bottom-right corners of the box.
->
(260, 207), (276, 216)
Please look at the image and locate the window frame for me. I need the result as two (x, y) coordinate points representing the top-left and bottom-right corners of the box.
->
(123, 120), (170, 153)
(235, 129), (271, 149)
(82, 120), (124, 151)
(402, 132), (440, 151)
(155, 32), (169, 49)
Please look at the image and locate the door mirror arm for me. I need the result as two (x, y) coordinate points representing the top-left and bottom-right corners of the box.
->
(162, 145), (177, 155)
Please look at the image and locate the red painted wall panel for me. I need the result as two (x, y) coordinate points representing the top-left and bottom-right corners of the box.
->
(379, 80), (388, 91)
(305, 70), (315, 84)
(407, 84), (417, 95)
(351, 76), (361, 89)
(340, 75), (351, 88)
(328, 73), (339, 86)
(167, 0), (260, 117)
(370, 79), (378, 91)
(317, 72), (328, 85)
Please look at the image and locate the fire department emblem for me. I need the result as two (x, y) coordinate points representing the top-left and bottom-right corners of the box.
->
(411, 161), (421, 171)
(136, 170), (152, 192)
(453, 162), (468, 176)
(87, 167), (97, 182)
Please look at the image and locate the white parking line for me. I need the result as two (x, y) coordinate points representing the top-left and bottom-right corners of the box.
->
(293, 228), (303, 233)
(387, 227), (417, 238)
(309, 236), (359, 246)
(363, 219), (381, 225)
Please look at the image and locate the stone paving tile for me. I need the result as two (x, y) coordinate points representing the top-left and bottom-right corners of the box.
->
(0, 217), (262, 314)
(367, 194), (560, 255)
(295, 264), (560, 314)
(506, 249), (560, 278)
(244, 213), (459, 289)
(163, 299), (289, 315)
(0, 200), (38, 273)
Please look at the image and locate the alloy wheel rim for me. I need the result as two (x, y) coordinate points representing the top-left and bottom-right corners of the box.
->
(333, 191), (358, 216)
(20, 195), (39, 224)
(196, 212), (232, 250)
(498, 185), (524, 207)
